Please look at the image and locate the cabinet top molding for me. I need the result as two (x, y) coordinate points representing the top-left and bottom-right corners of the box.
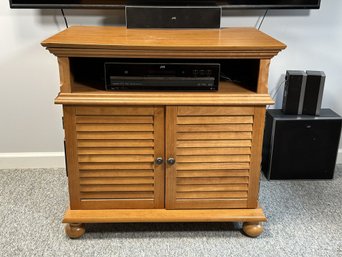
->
(41, 26), (286, 58)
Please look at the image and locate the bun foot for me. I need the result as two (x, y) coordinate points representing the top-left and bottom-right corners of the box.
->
(65, 223), (85, 239)
(242, 222), (263, 237)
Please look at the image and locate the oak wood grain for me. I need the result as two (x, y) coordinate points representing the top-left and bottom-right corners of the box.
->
(57, 57), (72, 93)
(177, 132), (252, 140)
(55, 81), (274, 105)
(76, 124), (154, 132)
(63, 208), (267, 223)
(80, 184), (155, 192)
(177, 124), (253, 132)
(174, 199), (248, 209)
(176, 191), (248, 199)
(80, 192), (154, 199)
(77, 148), (154, 155)
(177, 170), (249, 178)
(177, 177), (249, 185)
(153, 106), (165, 209)
(177, 106), (254, 116)
(80, 200), (156, 209)
(77, 139), (154, 148)
(165, 106), (178, 209)
(177, 116), (253, 124)
(42, 26), (286, 59)
(77, 131), (154, 140)
(79, 170), (154, 178)
(247, 107), (267, 208)
(257, 59), (271, 94)
(63, 106), (81, 209)
(76, 116), (154, 124)
(176, 155), (251, 163)
(76, 106), (154, 115)
(176, 140), (252, 148)
(177, 184), (248, 192)
(78, 155), (154, 163)
(78, 163), (154, 170)
(79, 177), (154, 185)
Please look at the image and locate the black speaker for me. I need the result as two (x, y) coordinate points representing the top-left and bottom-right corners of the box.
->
(262, 109), (342, 180)
(282, 70), (307, 115)
(126, 6), (221, 28)
(302, 71), (326, 115)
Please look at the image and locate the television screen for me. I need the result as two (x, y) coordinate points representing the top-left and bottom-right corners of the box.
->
(9, 0), (321, 9)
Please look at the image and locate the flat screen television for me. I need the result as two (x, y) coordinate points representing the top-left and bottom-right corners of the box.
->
(9, 0), (321, 9)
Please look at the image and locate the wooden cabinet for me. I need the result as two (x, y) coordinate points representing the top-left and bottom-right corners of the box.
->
(42, 26), (286, 238)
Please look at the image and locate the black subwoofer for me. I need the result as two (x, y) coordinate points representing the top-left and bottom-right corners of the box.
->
(262, 109), (342, 180)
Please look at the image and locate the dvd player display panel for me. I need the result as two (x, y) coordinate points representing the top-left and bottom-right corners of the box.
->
(104, 62), (220, 91)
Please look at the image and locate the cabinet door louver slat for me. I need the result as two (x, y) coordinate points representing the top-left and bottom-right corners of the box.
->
(67, 106), (164, 210)
(166, 106), (254, 209)
(80, 170), (154, 178)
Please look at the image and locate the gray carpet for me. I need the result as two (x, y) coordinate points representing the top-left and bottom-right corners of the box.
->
(0, 166), (341, 257)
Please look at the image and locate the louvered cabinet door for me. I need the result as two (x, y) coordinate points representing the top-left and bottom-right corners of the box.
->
(63, 106), (164, 210)
(165, 106), (264, 209)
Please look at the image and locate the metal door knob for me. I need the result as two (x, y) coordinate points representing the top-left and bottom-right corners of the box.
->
(155, 157), (163, 165)
(167, 157), (176, 165)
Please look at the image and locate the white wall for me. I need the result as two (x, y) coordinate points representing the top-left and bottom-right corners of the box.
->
(0, 0), (341, 167)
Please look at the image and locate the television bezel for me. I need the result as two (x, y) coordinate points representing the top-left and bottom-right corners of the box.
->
(9, 0), (321, 9)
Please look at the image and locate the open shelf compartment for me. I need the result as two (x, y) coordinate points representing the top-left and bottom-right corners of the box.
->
(69, 57), (261, 93)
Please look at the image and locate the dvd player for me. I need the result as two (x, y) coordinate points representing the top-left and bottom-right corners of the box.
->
(104, 62), (220, 91)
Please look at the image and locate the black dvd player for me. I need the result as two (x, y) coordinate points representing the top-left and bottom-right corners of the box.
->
(104, 62), (220, 91)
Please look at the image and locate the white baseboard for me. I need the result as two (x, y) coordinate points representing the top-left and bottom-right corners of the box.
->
(0, 152), (65, 169)
(337, 149), (342, 165)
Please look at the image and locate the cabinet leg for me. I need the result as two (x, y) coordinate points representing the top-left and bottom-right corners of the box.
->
(65, 223), (85, 239)
(242, 222), (263, 238)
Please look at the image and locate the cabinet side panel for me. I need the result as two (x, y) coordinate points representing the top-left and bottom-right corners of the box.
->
(247, 106), (266, 208)
(63, 106), (81, 209)
(257, 59), (270, 94)
(58, 57), (72, 93)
